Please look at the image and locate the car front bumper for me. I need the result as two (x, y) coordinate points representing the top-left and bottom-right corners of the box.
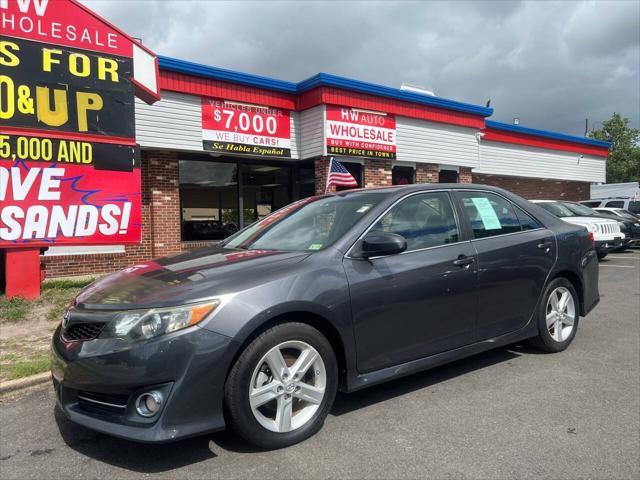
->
(595, 237), (623, 252)
(51, 324), (235, 443)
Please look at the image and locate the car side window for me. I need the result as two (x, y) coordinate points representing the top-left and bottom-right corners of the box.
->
(514, 207), (542, 230)
(459, 192), (522, 239)
(605, 201), (624, 208)
(628, 201), (640, 214)
(370, 192), (459, 251)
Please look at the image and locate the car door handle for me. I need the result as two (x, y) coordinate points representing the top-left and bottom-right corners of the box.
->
(453, 255), (475, 267)
(537, 241), (553, 250)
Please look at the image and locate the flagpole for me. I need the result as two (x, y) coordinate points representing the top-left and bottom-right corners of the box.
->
(324, 156), (333, 194)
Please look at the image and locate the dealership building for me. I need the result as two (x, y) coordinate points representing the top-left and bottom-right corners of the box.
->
(44, 56), (611, 278)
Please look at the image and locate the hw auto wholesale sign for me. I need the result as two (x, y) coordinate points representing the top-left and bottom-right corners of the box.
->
(325, 105), (396, 159)
(0, 0), (159, 247)
(202, 98), (292, 158)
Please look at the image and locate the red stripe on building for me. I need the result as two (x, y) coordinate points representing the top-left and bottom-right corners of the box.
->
(159, 71), (297, 110)
(298, 87), (486, 129)
(482, 128), (609, 157)
(159, 71), (486, 129)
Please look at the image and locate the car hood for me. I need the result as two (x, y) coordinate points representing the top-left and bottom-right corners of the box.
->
(561, 216), (617, 227)
(75, 247), (311, 311)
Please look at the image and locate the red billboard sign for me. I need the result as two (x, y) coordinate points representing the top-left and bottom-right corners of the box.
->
(0, 0), (158, 248)
(325, 105), (396, 159)
(202, 97), (292, 158)
(0, 161), (141, 245)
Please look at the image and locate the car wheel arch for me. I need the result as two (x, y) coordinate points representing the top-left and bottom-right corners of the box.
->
(225, 308), (351, 391)
(549, 269), (585, 315)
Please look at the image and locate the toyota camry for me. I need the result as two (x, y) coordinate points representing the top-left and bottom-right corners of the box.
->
(51, 184), (599, 449)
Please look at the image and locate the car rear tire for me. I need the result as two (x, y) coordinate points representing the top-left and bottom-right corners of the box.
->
(224, 322), (338, 449)
(597, 251), (607, 260)
(528, 278), (579, 353)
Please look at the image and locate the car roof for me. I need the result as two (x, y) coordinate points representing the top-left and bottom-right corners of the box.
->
(331, 183), (514, 197)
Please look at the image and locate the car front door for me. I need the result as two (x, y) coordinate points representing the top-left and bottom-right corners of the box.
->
(343, 191), (478, 373)
(455, 191), (556, 340)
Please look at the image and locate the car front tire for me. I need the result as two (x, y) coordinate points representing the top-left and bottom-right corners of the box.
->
(224, 322), (338, 449)
(529, 277), (580, 353)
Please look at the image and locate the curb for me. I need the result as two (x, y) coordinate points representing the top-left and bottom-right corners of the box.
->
(0, 372), (51, 395)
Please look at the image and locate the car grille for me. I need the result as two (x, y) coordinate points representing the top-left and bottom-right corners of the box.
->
(599, 223), (620, 234)
(62, 322), (105, 341)
(77, 390), (129, 416)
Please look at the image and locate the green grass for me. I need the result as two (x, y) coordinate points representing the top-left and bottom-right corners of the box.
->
(0, 296), (30, 323)
(0, 277), (95, 323)
(42, 278), (95, 290)
(0, 353), (50, 381)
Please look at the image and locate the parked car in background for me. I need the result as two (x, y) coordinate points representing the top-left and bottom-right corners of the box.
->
(52, 185), (600, 449)
(530, 200), (623, 259)
(561, 202), (640, 249)
(593, 207), (640, 221)
(580, 198), (640, 215)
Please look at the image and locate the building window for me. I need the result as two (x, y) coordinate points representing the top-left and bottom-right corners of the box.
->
(392, 166), (415, 185)
(336, 161), (363, 191)
(179, 160), (239, 241)
(439, 169), (459, 183)
(241, 164), (292, 225)
(295, 162), (316, 199)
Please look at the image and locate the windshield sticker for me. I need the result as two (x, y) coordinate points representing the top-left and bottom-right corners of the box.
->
(308, 243), (323, 250)
(471, 197), (502, 230)
(356, 204), (372, 213)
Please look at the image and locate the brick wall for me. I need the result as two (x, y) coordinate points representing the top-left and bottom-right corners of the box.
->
(415, 164), (439, 183)
(316, 159), (465, 192)
(472, 173), (590, 201)
(459, 167), (473, 183)
(314, 157), (333, 195)
(364, 159), (392, 188)
(44, 150), (182, 278)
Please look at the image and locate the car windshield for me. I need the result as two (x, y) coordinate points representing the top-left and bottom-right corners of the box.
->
(221, 192), (387, 251)
(562, 202), (600, 216)
(536, 202), (575, 218)
(620, 210), (640, 220)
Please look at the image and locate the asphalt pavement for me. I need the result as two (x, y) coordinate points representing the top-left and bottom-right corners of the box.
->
(1, 250), (639, 479)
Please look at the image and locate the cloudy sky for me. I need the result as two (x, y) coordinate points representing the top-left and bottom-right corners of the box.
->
(85, 0), (639, 136)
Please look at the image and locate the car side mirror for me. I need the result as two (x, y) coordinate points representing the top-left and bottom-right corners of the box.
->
(360, 232), (407, 259)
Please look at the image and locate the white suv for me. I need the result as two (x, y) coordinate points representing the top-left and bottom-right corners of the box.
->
(581, 198), (640, 215)
(530, 200), (623, 260)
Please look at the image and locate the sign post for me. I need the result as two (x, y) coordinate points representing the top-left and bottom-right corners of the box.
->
(0, 0), (160, 299)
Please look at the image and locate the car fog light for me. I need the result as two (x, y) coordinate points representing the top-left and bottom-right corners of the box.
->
(135, 391), (163, 417)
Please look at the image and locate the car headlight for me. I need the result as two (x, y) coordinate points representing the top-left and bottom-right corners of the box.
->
(635, 223), (640, 227)
(586, 224), (597, 233)
(100, 300), (220, 341)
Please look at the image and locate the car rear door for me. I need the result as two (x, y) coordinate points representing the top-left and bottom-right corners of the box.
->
(454, 191), (556, 340)
(343, 191), (478, 373)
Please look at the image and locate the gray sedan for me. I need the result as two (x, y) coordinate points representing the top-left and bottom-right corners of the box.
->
(51, 184), (599, 449)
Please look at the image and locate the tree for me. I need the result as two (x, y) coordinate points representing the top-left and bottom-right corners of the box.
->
(588, 113), (640, 183)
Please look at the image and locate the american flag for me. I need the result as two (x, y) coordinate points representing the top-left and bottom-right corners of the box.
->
(326, 157), (358, 190)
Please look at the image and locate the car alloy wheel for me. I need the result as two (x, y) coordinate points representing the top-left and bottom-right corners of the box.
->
(546, 286), (575, 342)
(249, 340), (327, 433)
